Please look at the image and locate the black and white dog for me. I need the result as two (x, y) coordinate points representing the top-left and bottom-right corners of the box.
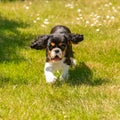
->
(31, 25), (84, 83)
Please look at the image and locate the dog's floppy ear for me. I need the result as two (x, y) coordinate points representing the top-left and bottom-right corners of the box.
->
(69, 33), (84, 44)
(30, 35), (50, 50)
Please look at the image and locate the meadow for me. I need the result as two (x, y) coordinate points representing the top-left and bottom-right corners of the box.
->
(0, 0), (120, 119)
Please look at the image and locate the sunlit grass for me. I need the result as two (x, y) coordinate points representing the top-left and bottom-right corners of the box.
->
(0, 0), (120, 119)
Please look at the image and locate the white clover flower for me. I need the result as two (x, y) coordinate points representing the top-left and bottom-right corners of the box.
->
(112, 7), (118, 13)
(108, 2), (112, 6)
(85, 21), (90, 24)
(23, 3), (30, 10)
(106, 15), (110, 19)
(33, 20), (37, 23)
(96, 15), (101, 19)
(91, 24), (95, 27)
(44, 21), (49, 24)
(65, 3), (74, 9)
(104, 4), (109, 7)
(96, 29), (100, 32)
(44, 19), (48, 21)
(76, 17), (80, 20)
(118, 6), (120, 9)
(118, 28), (120, 32)
(41, 24), (46, 28)
(24, 5), (30, 10)
(77, 9), (81, 12)
(103, 20), (107, 23)
(29, 1), (32, 5)
(80, 16), (83, 20)
(36, 17), (40, 21)
(111, 16), (115, 20)
(46, 1), (49, 3)
(43, 19), (49, 25)
(36, 13), (40, 16)
(78, 14), (82, 17)
(98, 23), (102, 26)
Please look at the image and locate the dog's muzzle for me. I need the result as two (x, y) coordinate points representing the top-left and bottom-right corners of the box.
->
(51, 48), (62, 62)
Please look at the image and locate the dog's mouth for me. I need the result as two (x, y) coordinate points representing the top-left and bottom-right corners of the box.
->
(51, 55), (62, 62)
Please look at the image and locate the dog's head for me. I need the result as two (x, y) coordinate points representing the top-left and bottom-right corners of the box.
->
(46, 34), (69, 62)
(30, 25), (84, 62)
(31, 34), (70, 62)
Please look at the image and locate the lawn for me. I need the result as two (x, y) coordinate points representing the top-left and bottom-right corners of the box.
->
(0, 0), (120, 119)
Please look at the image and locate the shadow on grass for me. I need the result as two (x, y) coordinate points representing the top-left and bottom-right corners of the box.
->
(0, 74), (10, 87)
(0, 16), (34, 87)
(0, 74), (29, 87)
(67, 62), (109, 86)
(0, 16), (32, 63)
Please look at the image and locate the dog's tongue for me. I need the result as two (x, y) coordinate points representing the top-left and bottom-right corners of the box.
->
(52, 56), (61, 61)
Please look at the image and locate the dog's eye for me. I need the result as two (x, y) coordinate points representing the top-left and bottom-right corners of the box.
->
(49, 45), (55, 50)
(60, 44), (66, 50)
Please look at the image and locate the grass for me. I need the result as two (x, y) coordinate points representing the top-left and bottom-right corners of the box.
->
(0, 0), (120, 119)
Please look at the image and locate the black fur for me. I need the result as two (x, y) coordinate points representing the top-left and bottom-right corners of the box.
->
(69, 34), (84, 44)
(31, 35), (50, 50)
(50, 25), (71, 34)
(50, 25), (83, 44)
(30, 25), (84, 64)
(30, 25), (84, 50)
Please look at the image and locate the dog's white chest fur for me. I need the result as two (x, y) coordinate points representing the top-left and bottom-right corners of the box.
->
(44, 58), (69, 83)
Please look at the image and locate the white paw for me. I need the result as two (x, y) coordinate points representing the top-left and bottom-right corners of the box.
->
(60, 73), (69, 81)
(46, 75), (57, 83)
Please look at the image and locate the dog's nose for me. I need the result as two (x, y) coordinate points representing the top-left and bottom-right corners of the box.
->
(55, 49), (60, 53)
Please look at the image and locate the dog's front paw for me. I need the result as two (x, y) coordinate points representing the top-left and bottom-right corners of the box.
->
(45, 75), (57, 83)
(60, 73), (69, 81)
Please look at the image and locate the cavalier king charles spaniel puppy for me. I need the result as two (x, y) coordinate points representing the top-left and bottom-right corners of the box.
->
(31, 25), (84, 83)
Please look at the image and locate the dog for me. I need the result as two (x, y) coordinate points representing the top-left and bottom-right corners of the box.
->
(30, 25), (84, 83)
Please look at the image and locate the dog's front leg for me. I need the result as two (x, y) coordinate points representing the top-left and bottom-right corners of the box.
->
(60, 65), (69, 81)
(44, 63), (57, 83)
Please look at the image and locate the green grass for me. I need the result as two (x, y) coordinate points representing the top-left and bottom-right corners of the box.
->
(0, 0), (120, 119)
